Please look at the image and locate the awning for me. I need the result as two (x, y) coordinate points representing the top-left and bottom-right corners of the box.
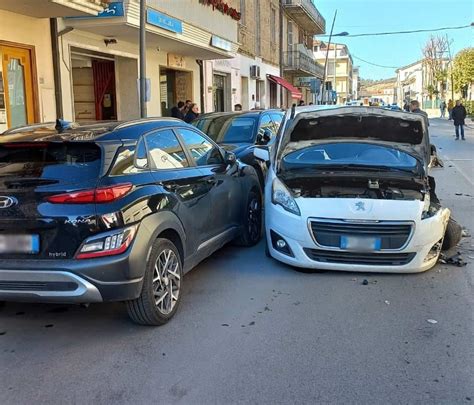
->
(267, 74), (302, 99)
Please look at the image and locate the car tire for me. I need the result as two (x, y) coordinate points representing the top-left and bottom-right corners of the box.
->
(126, 238), (182, 326)
(234, 189), (262, 247)
(442, 217), (462, 251)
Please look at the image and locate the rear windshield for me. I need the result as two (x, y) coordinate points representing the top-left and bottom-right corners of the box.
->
(0, 143), (101, 182)
(194, 116), (257, 143)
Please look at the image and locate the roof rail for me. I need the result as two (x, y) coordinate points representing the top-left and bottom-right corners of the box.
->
(114, 117), (182, 130)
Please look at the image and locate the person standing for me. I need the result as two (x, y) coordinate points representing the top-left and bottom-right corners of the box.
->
(447, 99), (454, 120)
(403, 101), (410, 112)
(452, 100), (467, 141)
(440, 100), (446, 118)
(171, 101), (185, 120)
(234, 103), (242, 111)
(184, 103), (199, 123)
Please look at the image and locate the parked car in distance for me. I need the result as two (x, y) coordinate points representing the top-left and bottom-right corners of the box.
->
(255, 105), (456, 273)
(192, 110), (284, 186)
(0, 118), (262, 325)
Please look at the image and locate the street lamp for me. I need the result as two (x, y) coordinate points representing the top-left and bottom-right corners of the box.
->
(319, 11), (349, 104)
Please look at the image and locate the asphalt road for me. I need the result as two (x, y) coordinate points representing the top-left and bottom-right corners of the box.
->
(1, 119), (473, 404)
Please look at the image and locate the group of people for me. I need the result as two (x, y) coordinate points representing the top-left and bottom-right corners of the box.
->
(404, 99), (468, 141)
(170, 100), (200, 123)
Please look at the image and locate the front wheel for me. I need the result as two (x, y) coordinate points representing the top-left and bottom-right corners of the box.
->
(234, 190), (262, 247)
(126, 238), (182, 326)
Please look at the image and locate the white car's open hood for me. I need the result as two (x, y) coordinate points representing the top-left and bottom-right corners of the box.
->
(276, 107), (430, 171)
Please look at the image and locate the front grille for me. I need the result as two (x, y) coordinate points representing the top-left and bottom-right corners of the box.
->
(310, 220), (413, 250)
(304, 249), (416, 266)
(0, 281), (77, 292)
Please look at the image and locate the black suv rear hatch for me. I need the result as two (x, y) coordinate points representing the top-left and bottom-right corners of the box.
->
(0, 142), (102, 259)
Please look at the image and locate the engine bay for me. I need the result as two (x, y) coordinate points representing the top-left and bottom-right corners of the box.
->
(283, 176), (426, 201)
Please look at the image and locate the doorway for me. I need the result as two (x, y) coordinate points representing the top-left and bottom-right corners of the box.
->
(213, 74), (225, 112)
(159, 67), (192, 116)
(241, 76), (249, 110)
(71, 51), (117, 122)
(0, 44), (36, 131)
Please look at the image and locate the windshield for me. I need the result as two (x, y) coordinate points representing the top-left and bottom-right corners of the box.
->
(194, 116), (257, 143)
(282, 143), (419, 172)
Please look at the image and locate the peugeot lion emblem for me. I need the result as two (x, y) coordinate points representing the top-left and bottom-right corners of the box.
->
(355, 201), (366, 212)
(0, 196), (18, 209)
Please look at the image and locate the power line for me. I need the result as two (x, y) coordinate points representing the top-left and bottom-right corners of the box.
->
(319, 23), (473, 38)
(352, 54), (399, 69)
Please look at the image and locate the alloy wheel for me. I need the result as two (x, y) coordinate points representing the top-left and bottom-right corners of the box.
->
(247, 197), (261, 243)
(153, 249), (181, 315)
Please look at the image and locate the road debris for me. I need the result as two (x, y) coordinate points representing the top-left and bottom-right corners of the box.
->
(427, 319), (438, 324)
(362, 279), (369, 285)
(439, 252), (468, 267)
(384, 300), (390, 305)
(461, 229), (471, 238)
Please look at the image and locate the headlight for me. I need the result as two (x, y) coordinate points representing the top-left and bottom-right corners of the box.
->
(272, 177), (300, 216)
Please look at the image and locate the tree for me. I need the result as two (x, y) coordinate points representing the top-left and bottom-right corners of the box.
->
(452, 48), (474, 98)
(422, 35), (449, 104)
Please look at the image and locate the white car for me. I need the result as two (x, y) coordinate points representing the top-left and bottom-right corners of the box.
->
(255, 106), (454, 273)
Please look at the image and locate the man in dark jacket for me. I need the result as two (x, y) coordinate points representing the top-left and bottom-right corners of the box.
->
(409, 100), (429, 126)
(171, 101), (185, 120)
(452, 100), (467, 140)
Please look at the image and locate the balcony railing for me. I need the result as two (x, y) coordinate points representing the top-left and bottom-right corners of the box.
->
(283, 0), (326, 34)
(283, 51), (324, 78)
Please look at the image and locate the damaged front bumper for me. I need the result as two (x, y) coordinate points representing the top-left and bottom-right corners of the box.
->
(265, 199), (451, 273)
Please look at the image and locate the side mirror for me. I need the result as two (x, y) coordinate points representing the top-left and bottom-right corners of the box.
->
(254, 146), (270, 162)
(225, 151), (237, 166)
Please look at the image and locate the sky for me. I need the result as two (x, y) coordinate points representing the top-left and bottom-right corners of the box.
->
(315, 0), (473, 80)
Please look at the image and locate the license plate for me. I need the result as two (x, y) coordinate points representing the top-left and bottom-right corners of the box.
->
(0, 235), (40, 254)
(340, 236), (381, 251)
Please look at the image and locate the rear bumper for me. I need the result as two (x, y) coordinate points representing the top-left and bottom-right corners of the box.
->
(0, 270), (103, 303)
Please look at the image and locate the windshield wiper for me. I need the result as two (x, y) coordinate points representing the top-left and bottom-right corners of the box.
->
(283, 164), (416, 174)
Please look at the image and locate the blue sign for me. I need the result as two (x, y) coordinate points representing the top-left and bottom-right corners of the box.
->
(147, 9), (183, 34)
(66, 1), (124, 18)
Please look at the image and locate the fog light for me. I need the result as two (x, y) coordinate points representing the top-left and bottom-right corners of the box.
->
(276, 239), (287, 249)
(270, 230), (294, 257)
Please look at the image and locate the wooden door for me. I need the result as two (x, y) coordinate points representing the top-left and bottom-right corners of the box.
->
(1, 46), (35, 128)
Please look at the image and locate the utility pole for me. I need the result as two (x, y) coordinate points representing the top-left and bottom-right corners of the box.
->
(321, 10), (337, 104)
(139, 0), (147, 118)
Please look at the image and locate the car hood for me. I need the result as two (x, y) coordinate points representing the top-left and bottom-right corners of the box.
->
(276, 107), (430, 169)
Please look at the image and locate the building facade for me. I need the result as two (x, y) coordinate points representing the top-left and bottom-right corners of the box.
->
(281, 0), (325, 106)
(0, 0), (106, 131)
(313, 40), (353, 104)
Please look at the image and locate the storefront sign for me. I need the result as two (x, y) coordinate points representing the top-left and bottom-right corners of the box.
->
(210, 35), (232, 52)
(147, 9), (183, 34)
(199, 0), (241, 21)
(168, 54), (186, 69)
(67, 1), (124, 18)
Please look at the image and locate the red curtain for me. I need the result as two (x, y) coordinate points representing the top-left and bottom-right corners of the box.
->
(92, 60), (114, 120)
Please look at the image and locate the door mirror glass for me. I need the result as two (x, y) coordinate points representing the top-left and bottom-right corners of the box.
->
(254, 146), (270, 162)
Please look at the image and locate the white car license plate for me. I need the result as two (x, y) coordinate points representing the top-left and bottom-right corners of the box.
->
(340, 236), (381, 251)
(0, 234), (40, 254)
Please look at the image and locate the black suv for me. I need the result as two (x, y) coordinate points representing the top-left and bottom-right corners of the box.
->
(0, 119), (262, 325)
(192, 110), (284, 186)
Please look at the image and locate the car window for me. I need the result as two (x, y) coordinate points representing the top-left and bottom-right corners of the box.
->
(270, 113), (283, 132)
(111, 145), (145, 175)
(218, 117), (256, 143)
(145, 129), (189, 170)
(176, 128), (224, 166)
(257, 114), (276, 140)
(135, 137), (148, 169)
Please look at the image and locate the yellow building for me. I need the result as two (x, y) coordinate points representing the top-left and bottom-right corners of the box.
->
(313, 40), (354, 104)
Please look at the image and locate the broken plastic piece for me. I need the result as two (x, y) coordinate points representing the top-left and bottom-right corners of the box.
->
(427, 319), (438, 324)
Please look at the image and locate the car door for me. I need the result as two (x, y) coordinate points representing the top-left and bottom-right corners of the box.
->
(175, 127), (241, 238)
(144, 128), (213, 252)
